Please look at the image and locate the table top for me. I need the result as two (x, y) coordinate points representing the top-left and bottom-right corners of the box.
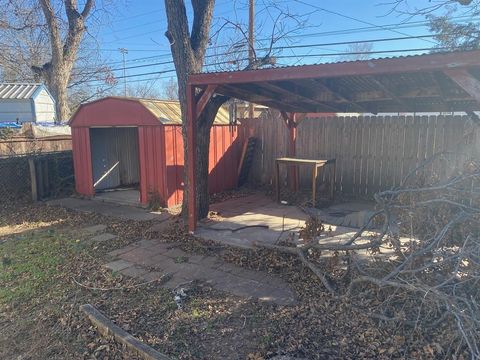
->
(275, 157), (335, 165)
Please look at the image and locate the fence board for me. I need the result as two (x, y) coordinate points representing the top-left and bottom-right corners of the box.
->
(246, 111), (478, 197)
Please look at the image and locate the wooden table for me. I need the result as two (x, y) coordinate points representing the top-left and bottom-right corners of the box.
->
(275, 157), (336, 206)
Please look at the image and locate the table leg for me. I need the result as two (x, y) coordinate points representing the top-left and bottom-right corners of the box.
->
(312, 165), (318, 207)
(330, 161), (336, 202)
(276, 161), (280, 203)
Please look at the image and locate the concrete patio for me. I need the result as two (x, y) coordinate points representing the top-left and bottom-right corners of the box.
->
(196, 193), (377, 249)
(93, 189), (142, 208)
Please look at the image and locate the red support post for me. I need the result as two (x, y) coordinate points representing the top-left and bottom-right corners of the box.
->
(186, 84), (197, 233)
(196, 84), (217, 116)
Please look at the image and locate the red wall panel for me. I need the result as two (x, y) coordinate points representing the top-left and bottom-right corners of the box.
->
(138, 126), (166, 206)
(72, 118), (243, 207)
(163, 125), (242, 207)
(163, 125), (184, 207)
(71, 127), (94, 196)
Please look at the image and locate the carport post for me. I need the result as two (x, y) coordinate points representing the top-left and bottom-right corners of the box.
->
(186, 84), (197, 233)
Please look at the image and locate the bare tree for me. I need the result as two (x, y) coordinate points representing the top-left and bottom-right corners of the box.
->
(340, 42), (374, 61)
(259, 150), (480, 357)
(161, 77), (179, 100)
(384, 0), (477, 16)
(164, 0), (230, 220)
(164, 0), (309, 219)
(123, 82), (163, 99)
(383, 0), (480, 50)
(0, 0), (115, 120)
(29, 0), (95, 122)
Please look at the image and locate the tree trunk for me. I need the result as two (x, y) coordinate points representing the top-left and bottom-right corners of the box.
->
(46, 66), (70, 123)
(195, 121), (212, 218)
(164, 0), (228, 220)
(34, 0), (94, 123)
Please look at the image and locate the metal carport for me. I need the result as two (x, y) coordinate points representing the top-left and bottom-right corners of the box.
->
(186, 50), (480, 231)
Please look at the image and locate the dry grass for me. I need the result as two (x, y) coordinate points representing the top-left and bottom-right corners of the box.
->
(1, 200), (472, 359)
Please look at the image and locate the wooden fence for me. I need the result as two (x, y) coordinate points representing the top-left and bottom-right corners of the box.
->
(0, 135), (71, 157)
(244, 110), (479, 197)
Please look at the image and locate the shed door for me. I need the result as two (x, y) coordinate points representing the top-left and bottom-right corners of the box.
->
(90, 127), (139, 191)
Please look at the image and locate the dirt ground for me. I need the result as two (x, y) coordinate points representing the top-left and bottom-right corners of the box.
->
(0, 201), (464, 360)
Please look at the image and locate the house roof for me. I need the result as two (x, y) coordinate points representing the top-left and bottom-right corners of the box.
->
(69, 97), (231, 127)
(0, 83), (45, 100)
(188, 50), (480, 113)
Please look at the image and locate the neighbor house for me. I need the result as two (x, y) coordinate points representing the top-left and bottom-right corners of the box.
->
(0, 83), (56, 124)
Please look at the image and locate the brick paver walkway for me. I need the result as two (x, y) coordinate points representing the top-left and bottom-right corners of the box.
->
(105, 239), (296, 305)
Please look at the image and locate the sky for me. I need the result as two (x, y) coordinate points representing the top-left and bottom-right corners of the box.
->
(83, 0), (475, 94)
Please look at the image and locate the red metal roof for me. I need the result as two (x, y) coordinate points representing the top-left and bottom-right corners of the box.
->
(188, 50), (480, 113)
(69, 97), (230, 127)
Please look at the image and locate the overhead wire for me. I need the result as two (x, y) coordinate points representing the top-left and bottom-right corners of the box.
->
(293, 0), (438, 45)
(77, 32), (449, 75)
(76, 45), (455, 86)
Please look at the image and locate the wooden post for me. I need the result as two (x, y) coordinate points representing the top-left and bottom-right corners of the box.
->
(281, 112), (298, 192)
(312, 164), (318, 207)
(288, 120), (298, 191)
(28, 158), (38, 201)
(186, 84), (198, 233)
(275, 160), (280, 202)
(330, 160), (336, 202)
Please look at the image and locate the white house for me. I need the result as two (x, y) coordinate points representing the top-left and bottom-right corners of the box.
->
(0, 83), (56, 123)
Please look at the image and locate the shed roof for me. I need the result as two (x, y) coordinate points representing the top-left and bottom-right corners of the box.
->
(69, 97), (230, 127)
(138, 98), (230, 124)
(0, 83), (45, 100)
(188, 50), (480, 113)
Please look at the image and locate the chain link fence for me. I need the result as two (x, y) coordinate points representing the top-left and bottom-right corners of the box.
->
(0, 151), (74, 202)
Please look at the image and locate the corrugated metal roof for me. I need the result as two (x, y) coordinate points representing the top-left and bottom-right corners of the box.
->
(0, 83), (43, 99)
(195, 50), (456, 75)
(188, 49), (480, 114)
(124, 97), (230, 125)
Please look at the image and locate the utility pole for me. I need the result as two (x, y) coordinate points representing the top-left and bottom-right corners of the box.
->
(119, 48), (128, 96)
(248, 0), (254, 121)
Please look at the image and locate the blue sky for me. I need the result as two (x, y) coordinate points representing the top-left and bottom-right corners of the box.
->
(86, 0), (474, 92)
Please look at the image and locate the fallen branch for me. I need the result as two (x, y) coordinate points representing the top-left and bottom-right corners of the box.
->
(254, 242), (337, 295)
(71, 274), (170, 291)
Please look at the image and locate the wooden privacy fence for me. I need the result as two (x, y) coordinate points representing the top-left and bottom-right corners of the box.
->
(244, 110), (479, 197)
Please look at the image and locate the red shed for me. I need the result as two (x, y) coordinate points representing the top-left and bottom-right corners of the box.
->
(69, 97), (242, 207)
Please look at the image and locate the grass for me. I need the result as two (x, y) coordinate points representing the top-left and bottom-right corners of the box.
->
(0, 230), (70, 305)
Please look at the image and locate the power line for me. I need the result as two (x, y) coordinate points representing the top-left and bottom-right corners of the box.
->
(204, 14), (479, 54)
(274, 46), (450, 60)
(78, 33), (445, 75)
(293, 0), (437, 45)
(76, 45), (453, 86)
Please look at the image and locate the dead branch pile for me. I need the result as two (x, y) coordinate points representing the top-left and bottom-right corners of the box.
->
(259, 152), (480, 358)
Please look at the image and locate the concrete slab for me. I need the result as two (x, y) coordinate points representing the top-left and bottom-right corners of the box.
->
(106, 239), (296, 305)
(197, 194), (377, 249)
(120, 265), (149, 278)
(93, 189), (141, 207)
(47, 197), (161, 221)
(82, 224), (107, 235)
(139, 271), (168, 283)
(105, 259), (134, 272)
(108, 244), (139, 257)
(91, 233), (117, 242)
